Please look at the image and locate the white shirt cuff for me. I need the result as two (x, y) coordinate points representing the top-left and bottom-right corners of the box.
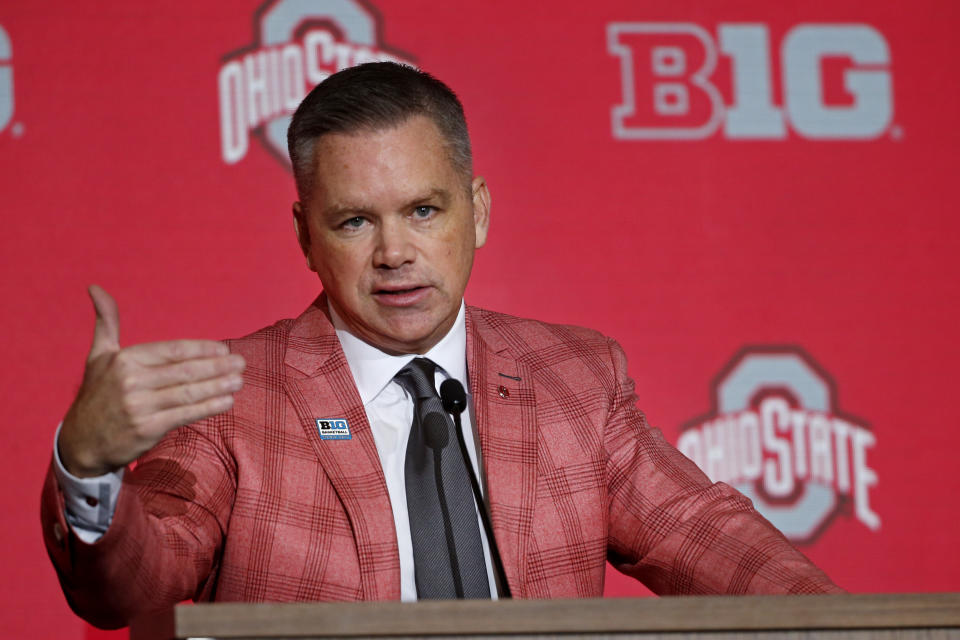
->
(52, 423), (123, 543)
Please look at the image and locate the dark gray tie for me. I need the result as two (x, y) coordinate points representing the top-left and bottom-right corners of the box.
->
(395, 357), (490, 599)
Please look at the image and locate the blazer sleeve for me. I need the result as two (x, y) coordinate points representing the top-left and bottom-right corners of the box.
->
(602, 338), (843, 595)
(40, 419), (236, 629)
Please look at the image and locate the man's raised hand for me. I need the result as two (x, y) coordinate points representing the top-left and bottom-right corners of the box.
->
(58, 286), (246, 478)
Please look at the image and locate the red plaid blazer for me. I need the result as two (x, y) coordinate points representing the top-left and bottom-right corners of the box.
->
(42, 298), (840, 628)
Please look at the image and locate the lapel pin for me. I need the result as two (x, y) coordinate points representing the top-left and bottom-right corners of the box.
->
(497, 385), (510, 399)
(316, 418), (352, 440)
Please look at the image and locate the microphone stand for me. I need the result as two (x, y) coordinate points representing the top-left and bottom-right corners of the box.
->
(440, 379), (513, 599)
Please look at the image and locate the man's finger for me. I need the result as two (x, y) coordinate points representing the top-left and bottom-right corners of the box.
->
(141, 395), (236, 438)
(125, 339), (233, 365)
(134, 355), (246, 390)
(88, 285), (120, 361)
(142, 375), (243, 412)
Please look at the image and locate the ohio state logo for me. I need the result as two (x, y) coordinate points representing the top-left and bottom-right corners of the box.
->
(676, 346), (879, 544)
(608, 22), (895, 140)
(217, 0), (415, 166)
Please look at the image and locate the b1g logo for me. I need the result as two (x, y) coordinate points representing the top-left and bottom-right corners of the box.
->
(676, 346), (879, 544)
(0, 24), (13, 134)
(608, 22), (894, 140)
(217, 0), (414, 166)
(316, 418), (351, 441)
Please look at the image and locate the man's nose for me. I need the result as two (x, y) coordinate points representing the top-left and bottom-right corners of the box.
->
(373, 219), (416, 268)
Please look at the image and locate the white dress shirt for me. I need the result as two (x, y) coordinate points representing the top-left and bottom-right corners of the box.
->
(54, 300), (497, 601)
(329, 301), (497, 600)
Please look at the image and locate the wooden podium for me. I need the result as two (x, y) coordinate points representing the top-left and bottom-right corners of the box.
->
(130, 593), (960, 639)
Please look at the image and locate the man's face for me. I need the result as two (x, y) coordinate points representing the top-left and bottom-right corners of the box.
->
(293, 115), (490, 355)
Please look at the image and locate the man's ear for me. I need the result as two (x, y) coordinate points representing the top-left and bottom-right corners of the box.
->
(292, 202), (316, 272)
(471, 176), (491, 249)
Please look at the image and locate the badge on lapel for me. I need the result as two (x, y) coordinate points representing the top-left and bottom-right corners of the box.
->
(316, 418), (352, 440)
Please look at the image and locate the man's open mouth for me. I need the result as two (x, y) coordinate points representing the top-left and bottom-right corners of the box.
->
(372, 286), (431, 306)
(375, 286), (424, 295)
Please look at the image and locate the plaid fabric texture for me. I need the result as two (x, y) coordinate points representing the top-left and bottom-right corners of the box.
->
(41, 296), (840, 628)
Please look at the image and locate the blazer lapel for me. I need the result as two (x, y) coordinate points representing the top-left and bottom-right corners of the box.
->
(283, 297), (401, 600)
(466, 307), (537, 598)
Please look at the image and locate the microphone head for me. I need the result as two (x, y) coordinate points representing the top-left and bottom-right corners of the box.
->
(422, 412), (450, 450)
(440, 378), (467, 415)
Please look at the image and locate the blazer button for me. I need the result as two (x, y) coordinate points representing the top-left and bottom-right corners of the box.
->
(52, 522), (65, 546)
(497, 385), (510, 399)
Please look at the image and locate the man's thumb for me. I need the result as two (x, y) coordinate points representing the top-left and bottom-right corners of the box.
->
(88, 284), (120, 359)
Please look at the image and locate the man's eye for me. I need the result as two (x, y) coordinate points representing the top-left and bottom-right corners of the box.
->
(413, 206), (436, 218)
(342, 216), (366, 229)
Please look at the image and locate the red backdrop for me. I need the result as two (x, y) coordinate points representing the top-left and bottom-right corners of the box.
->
(2, 1), (958, 637)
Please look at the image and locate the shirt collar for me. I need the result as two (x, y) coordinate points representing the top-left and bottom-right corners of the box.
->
(329, 301), (468, 406)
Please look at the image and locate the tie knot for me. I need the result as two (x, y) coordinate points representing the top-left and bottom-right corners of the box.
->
(394, 357), (438, 400)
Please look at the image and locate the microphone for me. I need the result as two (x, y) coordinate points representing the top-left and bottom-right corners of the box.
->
(439, 379), (513, 599)
(440, 378), (467, 414)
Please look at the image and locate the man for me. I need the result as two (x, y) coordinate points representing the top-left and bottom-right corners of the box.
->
(42, 62), (840, 630)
